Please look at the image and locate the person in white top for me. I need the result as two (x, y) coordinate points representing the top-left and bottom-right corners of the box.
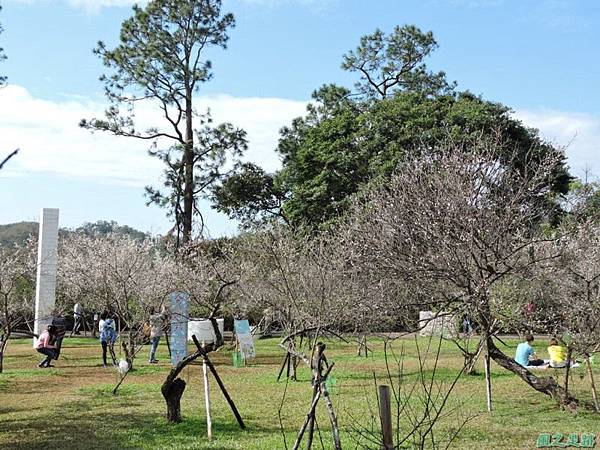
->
(73, 302), (83, 335)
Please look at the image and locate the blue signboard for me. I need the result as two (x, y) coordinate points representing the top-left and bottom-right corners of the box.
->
(234, 319), (256, 359)
(170, 292), (189, 366)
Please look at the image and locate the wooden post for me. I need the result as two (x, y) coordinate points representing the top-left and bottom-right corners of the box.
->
(292, 390), (322, 450)
(378, 385), (393, 450)
(202, 355), (212, 440)
(277, 352), (290, 381)
(190, 335), (246, 430)
(585, 354), (600, 412)
(484, 340), (492, 412)
(203, 356), (246, 429)
(321, 382), (341, 450)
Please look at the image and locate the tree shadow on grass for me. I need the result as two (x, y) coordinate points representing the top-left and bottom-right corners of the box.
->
(1, 390), (287, 450)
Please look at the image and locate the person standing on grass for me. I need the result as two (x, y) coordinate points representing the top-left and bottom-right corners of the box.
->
(36, 325), (57, 368)
(72, 302), (83, 335)
(515, 334), (546, 367)
(148, 306), (166, 364)
(99, 311), (117, 367)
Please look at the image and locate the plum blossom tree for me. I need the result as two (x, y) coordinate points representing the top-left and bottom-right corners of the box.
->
(160, 238), (240, 423)
(339, 134), (579, 411)
(0, 239), (37, 373)
(58, 233), (174, 369)
(533, 221), (600, 410)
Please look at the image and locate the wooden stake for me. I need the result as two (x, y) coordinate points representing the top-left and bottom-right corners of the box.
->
(321, 382), (341, 450)
(277, 352), (290, 381)
(585, 355), (599, 412)
(292, 390), (322, 450)
(484, 340), (492, 412)
(203, 356), (246, 429)
(378, 385), (393, 450)
(202, 355), (212, 440)
(190, 335), (246, 430)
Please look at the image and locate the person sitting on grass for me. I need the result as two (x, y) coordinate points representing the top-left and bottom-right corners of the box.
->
(547, 338), (568, 368)
(36, 325), (57, 368)
(515, 334), (546, 367)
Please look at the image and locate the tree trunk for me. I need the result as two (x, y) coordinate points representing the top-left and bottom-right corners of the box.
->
(0, 335), (7, 374)
(122, 339), (135, 370)
(464, 341), (484, 375)
(162, 377), (187, 423)
(161, 347), (205, 423)
(182, 89), (194, 244)
(487, 338), (578, 411)
(564, 347), (573, 398)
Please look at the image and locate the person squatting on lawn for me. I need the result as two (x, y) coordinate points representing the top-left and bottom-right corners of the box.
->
(148, 306), (166, 364)
(99, 311), (117, 367)
(515, 334), (546, 367)
(36, 325), (57, 368)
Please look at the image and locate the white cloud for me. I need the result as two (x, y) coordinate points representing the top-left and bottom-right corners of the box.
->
(6, 0), (146, 13)
(8, 0), (336, 13)
(514, 109), (600, 178)
(67, 0), (143, 6)
(0, 84), (306, 187)
(236, 0), (336, 5)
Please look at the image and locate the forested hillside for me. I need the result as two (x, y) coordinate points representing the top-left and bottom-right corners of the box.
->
(0, 220), (149, 247)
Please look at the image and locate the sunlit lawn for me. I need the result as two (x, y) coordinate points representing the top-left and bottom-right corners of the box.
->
(1, 335), (599, 449)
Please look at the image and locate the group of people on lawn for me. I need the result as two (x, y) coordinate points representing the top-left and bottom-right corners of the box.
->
(515, 335), (577, 369)
(35, 306), (167, 368)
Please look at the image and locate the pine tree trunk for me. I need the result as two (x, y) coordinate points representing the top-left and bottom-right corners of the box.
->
(182, 89), (194, 244)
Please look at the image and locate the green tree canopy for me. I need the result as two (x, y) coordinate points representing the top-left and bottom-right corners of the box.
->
(214, 90), (570, 229)
(213, 24), (571, 230)
(278, 91), (570, 228)
(341, 25), (454, 99)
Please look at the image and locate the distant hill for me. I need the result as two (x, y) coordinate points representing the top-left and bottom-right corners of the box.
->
(0, 220), (150, 247)
(0, 222), (39, 246)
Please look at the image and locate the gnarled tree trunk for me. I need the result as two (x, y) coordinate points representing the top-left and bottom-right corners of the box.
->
(163, 378), (187, 423)
(161, 349), (204, 423)
(487, 338), (578, 411)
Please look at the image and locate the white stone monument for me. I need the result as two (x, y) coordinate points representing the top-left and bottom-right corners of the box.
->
(33, 208), (59, 344)
(418, 311), (458, 338)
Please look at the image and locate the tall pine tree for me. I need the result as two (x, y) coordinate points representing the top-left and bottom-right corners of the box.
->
(81, 0), (246, 245)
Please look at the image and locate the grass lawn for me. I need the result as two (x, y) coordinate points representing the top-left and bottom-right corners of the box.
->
(0, 335), (598, 449)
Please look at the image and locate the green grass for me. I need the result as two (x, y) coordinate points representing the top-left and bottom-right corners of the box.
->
(1, 335), (599, 449)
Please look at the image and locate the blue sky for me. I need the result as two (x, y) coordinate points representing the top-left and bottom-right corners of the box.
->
(1, 0), (600, 235)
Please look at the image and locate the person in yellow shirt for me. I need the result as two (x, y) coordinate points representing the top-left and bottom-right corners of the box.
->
(547, 338), (568, 368)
